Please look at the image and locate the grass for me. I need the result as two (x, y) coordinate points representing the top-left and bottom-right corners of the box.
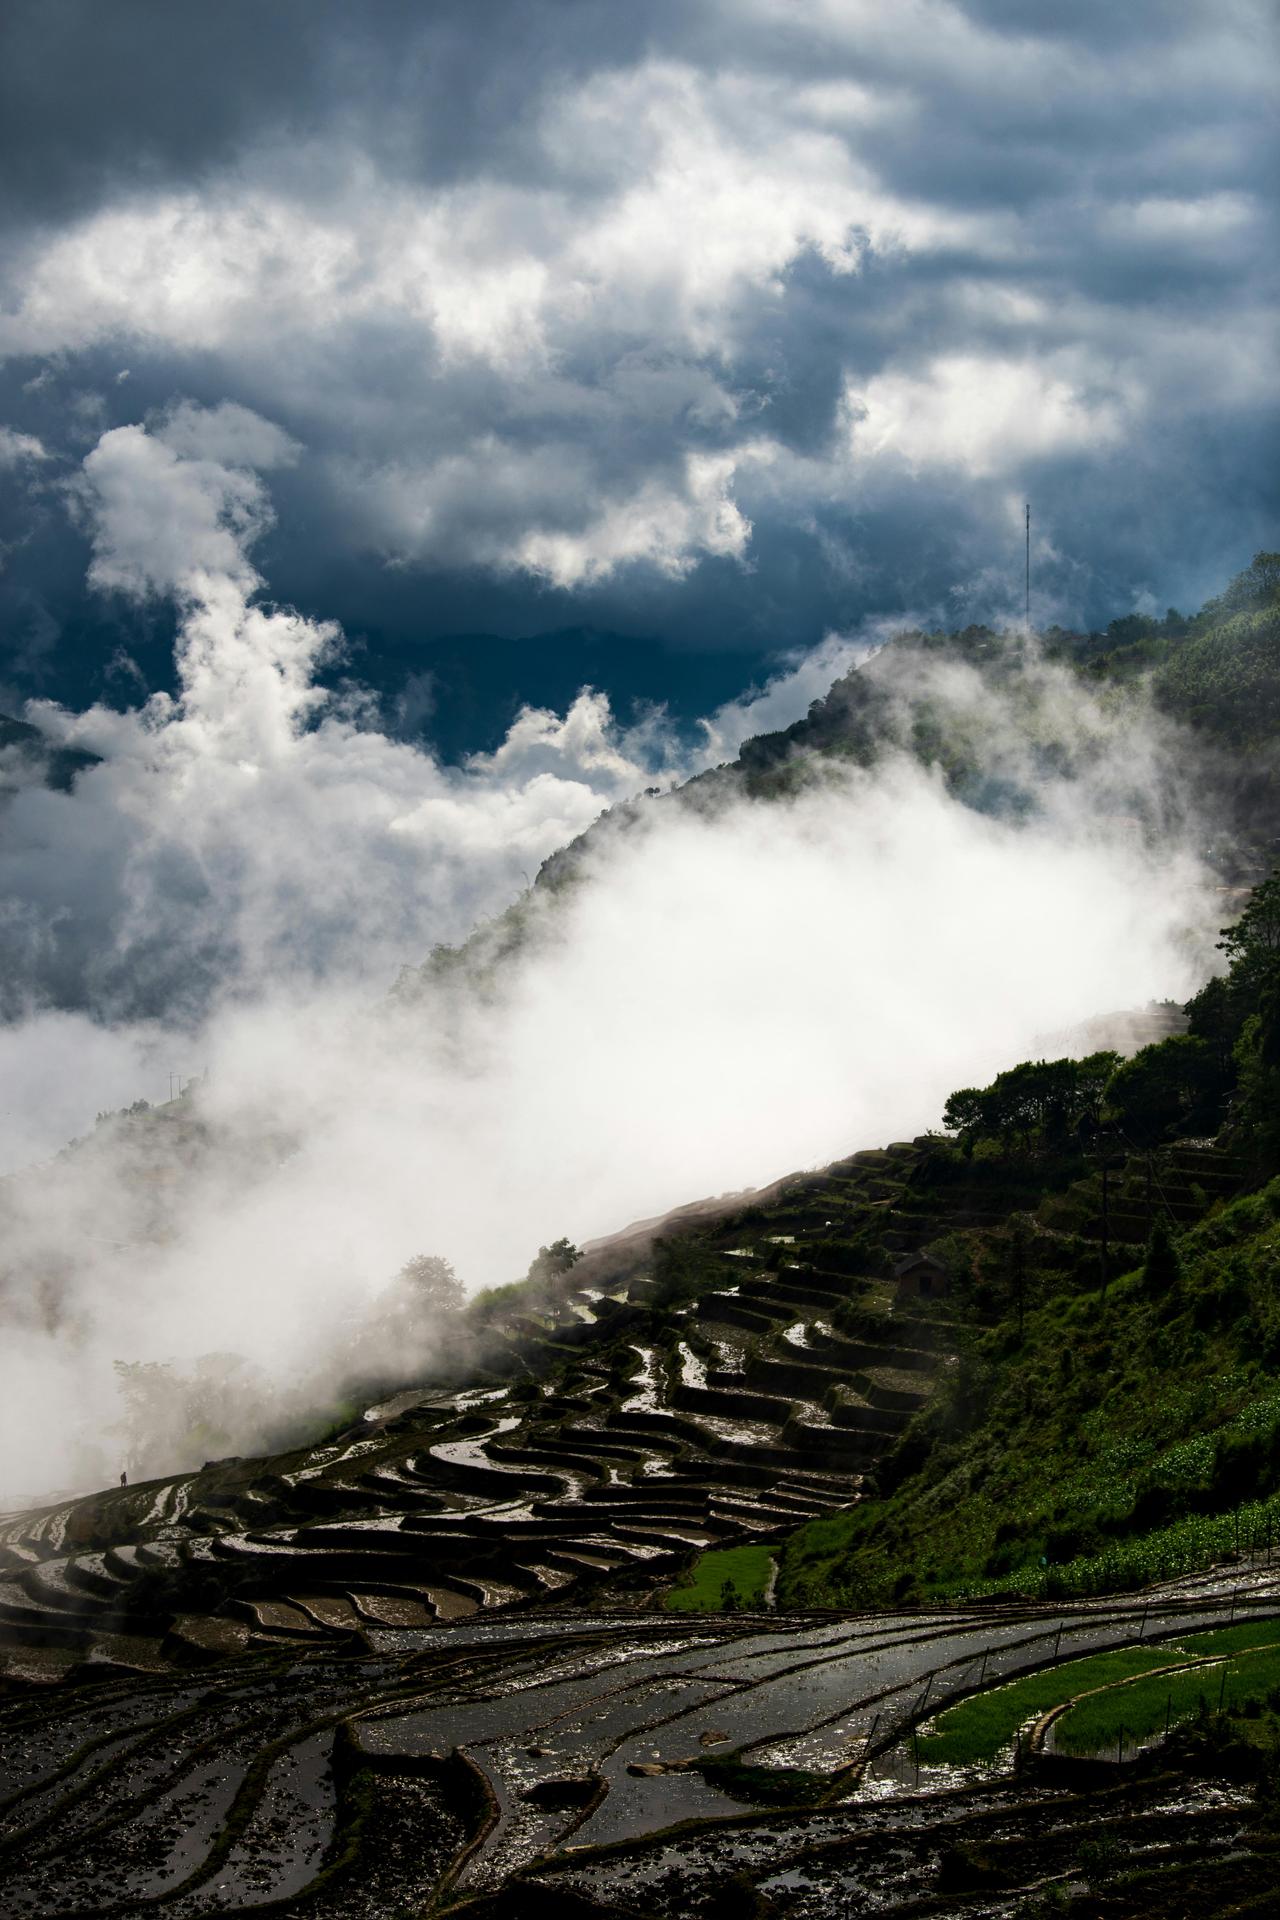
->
(1175, 1616), (1280, 1657)
(664, 1544), (776, 1612)
(963, 1490), (1280, 1603)
(918, 1647), (1175, 1766)
(919, 1619), (1280, 1768)
(778, 1172), (1280, 1613)
(1055, 1638), (1280, 1756)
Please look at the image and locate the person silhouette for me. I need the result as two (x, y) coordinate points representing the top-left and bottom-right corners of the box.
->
(119, 1470), (128, 1487)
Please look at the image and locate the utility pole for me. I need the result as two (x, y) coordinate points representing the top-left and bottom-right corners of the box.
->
(1025, 502), (1031, 631)
(1096, 1129), (1124, 1309)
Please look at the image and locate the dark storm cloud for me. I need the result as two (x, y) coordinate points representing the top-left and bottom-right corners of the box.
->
(0, 0), (676, 227)
(0, 0), (1275, 739)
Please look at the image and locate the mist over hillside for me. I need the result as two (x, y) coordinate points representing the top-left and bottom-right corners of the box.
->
(1, 427), (1266, 1494)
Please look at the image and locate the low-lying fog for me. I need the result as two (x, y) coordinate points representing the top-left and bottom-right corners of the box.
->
(0, 407), (1221, 1496)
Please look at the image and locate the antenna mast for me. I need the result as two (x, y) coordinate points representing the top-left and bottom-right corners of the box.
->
(1024, 501), (1031, 631)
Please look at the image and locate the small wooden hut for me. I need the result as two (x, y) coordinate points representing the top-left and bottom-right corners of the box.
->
(893, 1251), (949, 1299)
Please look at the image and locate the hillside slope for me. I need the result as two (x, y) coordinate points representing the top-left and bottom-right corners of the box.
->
(4, 557), (1280, 1914)
(397, 550), (1280, 1000)
(781, 857), (1280, 1612)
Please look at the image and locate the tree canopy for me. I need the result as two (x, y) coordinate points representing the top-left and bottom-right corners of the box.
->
(1102, 1034), (1223, 1146)
(942, 1051), (1119, 1155)
(524, 1238), (582, 1290)
(396, 1253), (465, 1316)
(943, 875), (1280, 1167)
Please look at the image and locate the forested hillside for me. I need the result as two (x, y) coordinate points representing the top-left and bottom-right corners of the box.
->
(779, 859), (1280, 1609)
(400, 550), (1280, 998)
(765, 555), (1280, 1618)
(737, 548), (1280, 809)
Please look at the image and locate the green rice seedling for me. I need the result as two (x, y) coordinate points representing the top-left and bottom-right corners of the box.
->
(664, 1544), (776, 1612)
(918, 1647), (1177, 1767)
(1054, 1642), (1280, 1755)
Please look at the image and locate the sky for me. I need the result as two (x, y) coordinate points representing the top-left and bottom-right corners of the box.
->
(1, 0), (1273, 1487)
(0, 0), (1275, 750)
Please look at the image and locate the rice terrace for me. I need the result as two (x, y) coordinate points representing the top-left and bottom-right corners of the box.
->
(1, 1), (1278, 1913)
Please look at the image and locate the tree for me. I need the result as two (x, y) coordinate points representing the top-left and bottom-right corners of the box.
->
(113, 1351), (265, 1475)
(351, 1254), (467, 1389)
(1142, 1218), (1181, 1294)
(396, 1254), (465, 1316)
(1185, 974), (1241, 1075)
(1218, 870), (1280, 996)
(1232, 1011), (1280, 1173)
(1154, 594), (1280, 747)
(1103, 1035), (1223, 1145)
(942, 1053), (1119, 1156)
(1073, 1051), (1123, 1132)
(1182, 874), (1280, 1172)
(1202, 551), (1280, 618)
(942, 1087), (988, 1156)
(524, 1238), (581, 1290)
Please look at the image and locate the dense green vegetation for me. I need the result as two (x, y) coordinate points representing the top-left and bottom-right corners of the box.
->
(920, 1620), (1280, 1769)
(919, 1647), (1178, 1767)
(779, 787), (1280, 1609)
(1055, 1640), (1280, 1758)
(779, 1173), (1280, 1605)
(663, 1543), (776, 1612)
(942, 1052), (1119, 1156)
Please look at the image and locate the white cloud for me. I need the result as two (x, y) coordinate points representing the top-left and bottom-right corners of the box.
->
(331, 435), (761, 586)
(0, 0), (1269, 626)
(0, 0), (1269, 625)
(156, 398), (301, 470)
(0, 724), (1217, 1493)
(5, 412), (694, 1021)
(0, 1011), (167, 1171)
(513, 450), (753, 586)
(0, 401), (1227, 1496)
(0, 426), (49, 466)
(847, 353), (1131, 477)
(8, 403), (1200, 1045)
(1105, 192), (1257, 245)
(465, 688), (657, 794)
(0, 57), (999, 587)
(73, 417), (275, 599)
(0, 65), (969, 372)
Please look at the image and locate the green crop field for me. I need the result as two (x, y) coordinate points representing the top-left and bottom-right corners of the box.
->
(664, 1544), (776, 1612)
(1054, 1637), (1280, 1756)
(918, 1618), (1280, 1768)
(917, 1647), (1175, 1767)
(1176, 1616), (1280, 1657)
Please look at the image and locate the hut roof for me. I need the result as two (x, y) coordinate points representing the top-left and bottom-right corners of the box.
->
(894, 1250), (946, 1277)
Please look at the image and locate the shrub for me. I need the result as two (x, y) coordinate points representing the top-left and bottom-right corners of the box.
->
(1142, 1217), (1182, 1293)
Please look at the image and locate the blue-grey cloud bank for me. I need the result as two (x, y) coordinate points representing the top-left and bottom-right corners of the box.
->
(0, 0), (1275, 741)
